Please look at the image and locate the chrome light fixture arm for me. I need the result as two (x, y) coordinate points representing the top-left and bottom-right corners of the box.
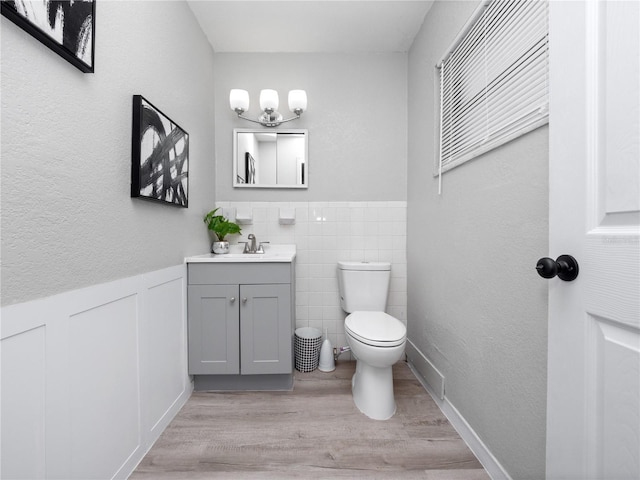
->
(234, 108), (302, 128)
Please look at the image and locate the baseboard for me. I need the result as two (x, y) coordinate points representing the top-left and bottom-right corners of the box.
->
(405, 339), (445, 399)
(406, 341), (512, 480)
(194, 373), (293, 391)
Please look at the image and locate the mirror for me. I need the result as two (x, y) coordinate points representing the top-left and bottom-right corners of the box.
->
(233, 129), (308, 189)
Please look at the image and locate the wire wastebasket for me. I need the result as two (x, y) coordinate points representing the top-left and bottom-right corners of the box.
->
(294, 327), (323, 372)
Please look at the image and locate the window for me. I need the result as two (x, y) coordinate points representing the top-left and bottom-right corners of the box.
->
(437, 0), (549, 177)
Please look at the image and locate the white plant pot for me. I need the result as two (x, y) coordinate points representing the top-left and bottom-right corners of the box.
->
(212, 241), (230, 254)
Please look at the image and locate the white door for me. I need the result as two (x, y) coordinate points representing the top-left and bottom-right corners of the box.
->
(547, 1), (640, 479)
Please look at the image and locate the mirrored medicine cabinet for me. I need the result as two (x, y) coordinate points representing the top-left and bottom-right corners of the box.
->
(233, 129), (308, 189)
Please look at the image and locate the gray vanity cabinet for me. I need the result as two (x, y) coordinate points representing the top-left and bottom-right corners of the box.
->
(188, 284), (240, 375)
(238, 283), (292, 374)
(187, 262), (294, 379)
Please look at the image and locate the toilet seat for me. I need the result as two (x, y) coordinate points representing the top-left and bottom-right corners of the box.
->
(345, 311), (406, 347)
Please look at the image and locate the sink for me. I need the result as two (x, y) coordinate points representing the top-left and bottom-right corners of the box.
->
(185, 244), (296, 263)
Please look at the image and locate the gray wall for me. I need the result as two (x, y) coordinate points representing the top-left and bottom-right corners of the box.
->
(407, 2), (549, 478)
(214, 53), (407, 202)
(2, 1), (548, 475)
(1, 1), (217, 306)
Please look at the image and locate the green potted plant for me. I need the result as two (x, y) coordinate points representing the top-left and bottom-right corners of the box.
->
(204, 208), (242, 254)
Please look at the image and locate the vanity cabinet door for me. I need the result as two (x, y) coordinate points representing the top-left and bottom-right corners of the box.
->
(240, 284), (292, 375)
(188, 284), (240, 375)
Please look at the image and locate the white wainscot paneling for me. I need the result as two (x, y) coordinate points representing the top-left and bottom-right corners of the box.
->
(1, 326), (46, 480)
(0, 264), (191, 480)
(139, 269), (189, 444)
(69, 292), (141, 479)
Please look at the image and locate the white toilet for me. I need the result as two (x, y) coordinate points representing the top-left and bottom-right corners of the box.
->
(337, 261), (407, 420)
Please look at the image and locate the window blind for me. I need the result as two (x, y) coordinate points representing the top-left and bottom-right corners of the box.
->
(438, 0), (549, 177)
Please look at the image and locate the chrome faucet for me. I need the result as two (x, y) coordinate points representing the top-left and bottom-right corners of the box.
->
(242, 234), (269, 254)
(247, 234), (257, 253)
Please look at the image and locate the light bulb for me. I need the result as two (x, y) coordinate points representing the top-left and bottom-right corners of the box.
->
(229, 89), (249, 112)
(260, 89), (279, 111)
(288, 90), (307, 113)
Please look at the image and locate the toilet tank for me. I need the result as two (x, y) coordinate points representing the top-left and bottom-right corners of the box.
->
(337, 261), (391, 313)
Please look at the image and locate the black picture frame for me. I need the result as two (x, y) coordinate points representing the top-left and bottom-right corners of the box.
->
(131, 95), (189, 208)
(1, 0), (95, 73)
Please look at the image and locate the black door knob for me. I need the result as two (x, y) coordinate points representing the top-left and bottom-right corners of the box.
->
(536, 255), (579, 281)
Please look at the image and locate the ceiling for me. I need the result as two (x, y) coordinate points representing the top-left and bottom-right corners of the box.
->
(186, 1), (434, 53)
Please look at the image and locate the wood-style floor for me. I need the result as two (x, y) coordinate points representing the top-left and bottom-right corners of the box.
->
(131, 361), (490, 479)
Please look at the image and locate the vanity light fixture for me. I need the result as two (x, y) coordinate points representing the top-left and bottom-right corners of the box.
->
(229, 89), (307, 127)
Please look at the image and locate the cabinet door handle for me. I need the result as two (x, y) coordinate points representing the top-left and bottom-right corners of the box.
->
(230, 297), (236, 303)
(242, 297), (248, 303)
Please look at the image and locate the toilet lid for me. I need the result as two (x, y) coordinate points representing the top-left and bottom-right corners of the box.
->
(345, 312), (406, 347)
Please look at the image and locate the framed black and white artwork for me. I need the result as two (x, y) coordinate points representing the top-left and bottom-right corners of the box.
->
(131, 95), (189, 208)
(245, 152), (256, 184)
(1, 0), (95, 73)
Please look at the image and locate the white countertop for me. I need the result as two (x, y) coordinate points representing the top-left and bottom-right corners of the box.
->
(185, 244), (296, 263)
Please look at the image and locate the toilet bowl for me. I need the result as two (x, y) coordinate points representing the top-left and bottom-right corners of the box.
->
(345, 312), (406, 420)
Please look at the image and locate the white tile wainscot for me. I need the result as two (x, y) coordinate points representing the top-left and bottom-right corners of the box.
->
(215, 201), (407, 354)
(0, 264), (191, 480)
